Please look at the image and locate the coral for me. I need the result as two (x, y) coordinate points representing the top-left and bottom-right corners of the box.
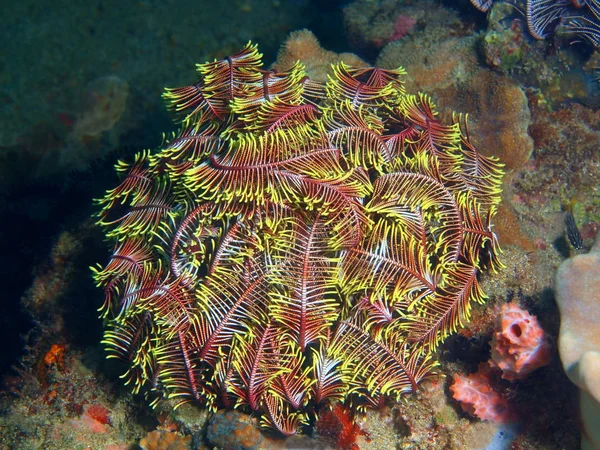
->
(24, 230), (84, 317)
(49, 75), (130, 174)
(450, 369), (514, 423)
(342, 0), (455, 50)
(467, 0), (597, 106)
(555, 233), (600, 450)
(390, 14), (417, 42)
(93, 43), (503, 435)
(511, 101), (600, 253)
(0, 75), (130, 189)
(73, 403), (111, 434)
(316, 403), (369, 450)
(43, 343), (66, 369)
(343, 0), (401, 49)
(0, 222), (148, 449)
(70, 76), (129, 145)
(489, 302), (552, 380)
(36, 343), (67, 390)
(492, 202), (537, 252)
(139, 430), (192, 450)
(272, 29), (366, 82)
(482, 13), (525, 71)
(86, 403), (112, 427)
(0, 0), (311, 188)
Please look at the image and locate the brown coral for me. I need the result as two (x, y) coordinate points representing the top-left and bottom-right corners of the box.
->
(272, 29), (366, 81)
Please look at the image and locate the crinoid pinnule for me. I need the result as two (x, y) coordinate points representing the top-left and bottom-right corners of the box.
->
(92, 43), (503, 435)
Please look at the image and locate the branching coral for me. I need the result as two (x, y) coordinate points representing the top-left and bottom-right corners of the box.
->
(92, 43), (503, 435)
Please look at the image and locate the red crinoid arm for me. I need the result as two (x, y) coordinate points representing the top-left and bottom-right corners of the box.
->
(382, 123), (420, 160)
(268, 340), (312, 410)
(322, 100), (391, 169)
(210, 354), (237, 409)
(310, 344), (347, 404)
(164, 203), (213, 278)
(470, 0), (493, 12)
(261, 393), (307, 436)
(366, 172), (463, 263)
(340, 239), (436, 305)
(231, 62), (306, 118)
(96, 150), (153, 212)
(327, 313), (435, 406)
(153, 329), (209, 406)
(93, 238), (154, 284)
(459, 199), (502, 270)
(268, 214), (340, 351)
(454, 115), (504, 206)
(195, 264), (269, 365)
(163, 42), (263, 125)
(208, 220), (246, 276)
(197, 42), (264, 100)
(358, 66), (406, 89)
(141, 275), (198, 334)
(112, 268), (164, 319)
(229, 320), (283, 411)
(251, 100), (319, 135)
(163, 82), (227, 125)
(184, 134), (370, 247)
(102, 310), (158, 394)
(153, 122), (224, 169)
(402, 262), (485, 349)
(326, 63), (405, 108)
(360, 296), (397, 333)
(102, 181), (174, 238)
(398, 93), (462, 159)
(184, 133), (345, 203)
(282, 169), (370, 248)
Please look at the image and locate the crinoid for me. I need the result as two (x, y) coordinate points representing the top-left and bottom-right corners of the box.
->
(92, 43), (503, 435)
(470, 0), (600, 47)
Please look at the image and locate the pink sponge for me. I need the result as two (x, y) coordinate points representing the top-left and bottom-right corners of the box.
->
(489, 302), (551, 380)
(450, 369), (514, 423)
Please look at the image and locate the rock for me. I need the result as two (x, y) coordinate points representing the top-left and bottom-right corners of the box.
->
(206, 410), (264, 450)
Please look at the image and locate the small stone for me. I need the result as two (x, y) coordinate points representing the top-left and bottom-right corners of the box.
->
(206, 410), (264, 450)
